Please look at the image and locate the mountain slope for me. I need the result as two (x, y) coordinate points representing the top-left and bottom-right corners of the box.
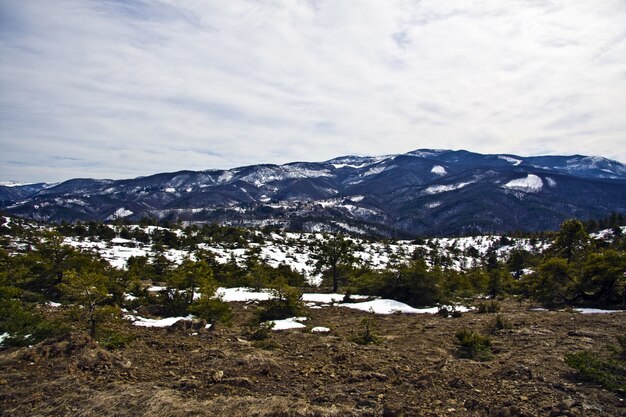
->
(2, 149), (625, 236)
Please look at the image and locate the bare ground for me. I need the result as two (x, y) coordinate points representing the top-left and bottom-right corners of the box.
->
(1, 300), (625, 417)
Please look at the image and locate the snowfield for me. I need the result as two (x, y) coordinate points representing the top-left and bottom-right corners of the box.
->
(56, 222), (553, 284)
(424, 181), (473, 195)
(127, 314), (194, 328)
(430, 165), (447, 175)
(504, 174), (543, 193)
(339, 299), (473, 315)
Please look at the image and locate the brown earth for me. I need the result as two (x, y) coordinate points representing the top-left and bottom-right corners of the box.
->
(1, 300), (625, 417)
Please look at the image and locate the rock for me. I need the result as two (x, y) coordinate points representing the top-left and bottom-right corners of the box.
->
(223, 377), (254, 389)
(368, 371), (388, 381)
(209, 370), (224, 383)
(174, 378), (201, 391)
(464, 399), (480, 410)
(382, 404), (403, 417)
(355, 399), (377, 408)
(449, 377), (472, 389)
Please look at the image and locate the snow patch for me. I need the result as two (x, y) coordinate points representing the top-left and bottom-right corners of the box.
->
(574, 308), (625, 314)
(127, 314), (194, 328)
(339, 299), (472, 315)
(504, 174), (543, 193)
(0, 181), (35, 187)
(424, 182), (472, 195)
(216, 287), (273, 302)
(311, 327), (331, 333)
(362, 165), (388, 177)
(498, 155), (522, 166)
(430, 165), (447, 175)
(269, 317), (307, 331)
(112, 208), (133, 218)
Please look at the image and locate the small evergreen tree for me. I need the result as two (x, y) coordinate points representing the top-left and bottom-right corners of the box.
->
(58, 270), (117, 338)
(312, 234), (356, 292)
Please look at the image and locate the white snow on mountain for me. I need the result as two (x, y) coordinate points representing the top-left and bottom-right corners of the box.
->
(424, 181), (473, 195)
(504, 174), (543, 193)
(216, 171), (234, 184)
(498, 155), (522, 166)
(430, 165), (447, 175)
(107, 208), (133, 220)
(0, 181), (34, 187)
(408, 149), (446, 158)
(239, 166), (333, 187)
(362, 164), (392, 177)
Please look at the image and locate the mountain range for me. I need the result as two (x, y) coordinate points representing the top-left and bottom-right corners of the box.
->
(2, 149), (625, 236)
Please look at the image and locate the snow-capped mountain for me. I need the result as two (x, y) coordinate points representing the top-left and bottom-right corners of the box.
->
(2, 149), (625, 236)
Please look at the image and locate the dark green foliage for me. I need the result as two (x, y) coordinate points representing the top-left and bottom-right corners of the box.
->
(0, 298), (66, 346)
(565, 350), (626, 396)
(96, 328), (136, 350)
(312, 234), (356, 292)
(248, 322), (275, 341)
(455, 329), (493, 361)
(580, 250), (626, 305)
(247, 322), (279, 349)
(351, 311), (382, 345)
(477, 300), (501, 313)
(380, 260), (442, 307)
(58, 270), (118, 338)
(492, 314), (512, 331)
(255, 285), (304, 322)
(531, 258), (573, 307)
(552, 219), (590, 264)
(189, 298), (232, 325)
(507, 249), (532, 278)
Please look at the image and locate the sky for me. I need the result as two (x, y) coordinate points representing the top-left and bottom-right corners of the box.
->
(1, 0), (625, 183)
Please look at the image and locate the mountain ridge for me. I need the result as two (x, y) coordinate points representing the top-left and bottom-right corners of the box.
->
(2, 149), (625, 236)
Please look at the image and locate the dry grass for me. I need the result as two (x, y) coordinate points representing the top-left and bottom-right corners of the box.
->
(10, 382), (369, 417)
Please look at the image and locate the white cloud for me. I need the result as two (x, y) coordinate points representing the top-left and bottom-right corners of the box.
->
(1, 0), (625, 182)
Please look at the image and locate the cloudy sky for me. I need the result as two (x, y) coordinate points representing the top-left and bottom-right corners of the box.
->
(1, 0), (625, 183)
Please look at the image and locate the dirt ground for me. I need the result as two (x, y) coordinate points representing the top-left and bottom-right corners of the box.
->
(1, 300), (625, 417)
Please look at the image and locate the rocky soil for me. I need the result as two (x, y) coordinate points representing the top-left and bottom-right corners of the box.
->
(1, 300), (625, 417)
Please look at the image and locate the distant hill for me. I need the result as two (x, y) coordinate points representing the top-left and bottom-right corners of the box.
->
(2, 149), (625, 236)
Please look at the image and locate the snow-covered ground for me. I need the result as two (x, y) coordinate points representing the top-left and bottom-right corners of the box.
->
(269, 317), (308, 331)
(54, 223), (555, 284)
(338, 299), (473, 315)
(126, 314), (194, 328)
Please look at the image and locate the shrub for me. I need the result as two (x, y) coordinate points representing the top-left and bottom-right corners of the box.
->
(477, 300), (501, 313)
(189, 298), (232, 325)
(247, 322), (279, 350)
(96, 328), (136, 350)
(249, 322), (275, 341)
(565, 350), (626, 395)
(437, 307), (451, 317)
(455, 329), (492, 361)
(0, 299), (67, 347)
(351, 311), (382, 345)
(255, 285), (304, 322)
(492, 314), (512, 331)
